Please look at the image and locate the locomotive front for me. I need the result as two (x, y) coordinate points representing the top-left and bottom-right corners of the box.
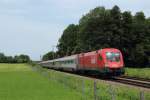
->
(100, 48), (125, 75)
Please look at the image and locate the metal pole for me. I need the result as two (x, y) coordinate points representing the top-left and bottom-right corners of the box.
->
(82, 79), (85, 100)
(40, 55), (41, 61)
(94, 80), (97, 100)
(140, 91), (144, 100)
(52, 45), (56, 59)
(109, 85), (115, 100)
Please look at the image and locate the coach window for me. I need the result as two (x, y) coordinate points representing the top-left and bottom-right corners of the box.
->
(68, 60), (70, 64)
(66, 60), (68, 64)
(71, 60), (74, 63)
(66, 61), (68, 64)
(71, 60), (73, 63)
(64, 61), (66, 64)
(70, 60), (72, 64)
(69, 60), (72, 64)
(69, 60), (71, 64)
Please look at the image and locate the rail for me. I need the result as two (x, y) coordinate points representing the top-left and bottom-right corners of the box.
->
(112, 76), (150, 89)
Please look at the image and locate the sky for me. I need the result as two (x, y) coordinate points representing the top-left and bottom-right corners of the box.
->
(0, 0), (149, 60)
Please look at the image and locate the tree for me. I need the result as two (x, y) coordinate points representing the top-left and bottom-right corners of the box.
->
(6, 56), (14, 63)
(55, 5), (150, 67)
(146, 18), (150, 66)
(0, 53), (6, 63)
(42, 51), (56, 61)
(121, 11), (134, 66)
(109, 5), (122, 49)
(57, 24), (79, 56)
(130, 12), (149, 66)
(78, 7), (111, 52)
(0, 53), (30, 63)
(14, 55), (30, 63)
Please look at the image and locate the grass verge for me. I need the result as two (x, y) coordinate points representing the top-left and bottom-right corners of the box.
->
(32, 65), (150, 100)
(125, 67), (150, 79)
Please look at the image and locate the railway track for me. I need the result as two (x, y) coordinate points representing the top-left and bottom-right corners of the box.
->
(112, 76), (150, 89)
(42, 67), (150, 89)
(59, 70), (150, 89)
(120, 76), (150, 82)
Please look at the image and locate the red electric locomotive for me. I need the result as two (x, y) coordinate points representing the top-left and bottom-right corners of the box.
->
(78, 48), (124, 75)
(40, 48), (125, 76)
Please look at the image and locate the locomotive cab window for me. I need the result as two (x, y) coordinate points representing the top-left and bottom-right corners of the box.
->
(106, 52), (120, 62)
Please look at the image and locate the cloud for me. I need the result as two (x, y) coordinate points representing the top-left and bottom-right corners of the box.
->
(0, 12), (63, 60)
(0, 0), (150, 60)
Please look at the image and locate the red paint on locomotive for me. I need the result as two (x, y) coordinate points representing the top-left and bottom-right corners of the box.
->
(78, 48), (124, 73)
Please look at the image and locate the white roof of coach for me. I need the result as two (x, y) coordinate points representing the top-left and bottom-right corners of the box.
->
(40, 55), (77, 64)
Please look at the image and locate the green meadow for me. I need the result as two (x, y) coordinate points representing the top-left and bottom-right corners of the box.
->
(125, 67), (150, 79)
(0, 63), (149, 100)
(0, 64), (82, 100)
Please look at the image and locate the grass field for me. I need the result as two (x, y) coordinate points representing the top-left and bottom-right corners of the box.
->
(33, 65), (150, 100)
(0, 64), (82, 100)
(1, 63), (149, 100)
(125, 67), (150, 79)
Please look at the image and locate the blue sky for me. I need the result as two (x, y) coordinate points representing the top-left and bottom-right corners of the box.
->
(0, 0), (149, 60)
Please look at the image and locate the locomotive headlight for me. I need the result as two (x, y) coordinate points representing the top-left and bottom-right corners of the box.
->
(105, 63), (109, 67)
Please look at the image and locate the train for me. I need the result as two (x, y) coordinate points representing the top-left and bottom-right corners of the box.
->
(39, 48), (125, 76)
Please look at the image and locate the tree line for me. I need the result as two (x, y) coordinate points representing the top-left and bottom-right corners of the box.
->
(0, 53), (30, 63)
(43, 5), (150, 67)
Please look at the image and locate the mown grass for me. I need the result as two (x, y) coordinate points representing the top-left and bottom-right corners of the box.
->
(0, 64), (82, 100)
(125, 67), (150, 79)
(36, 66), (150, 100)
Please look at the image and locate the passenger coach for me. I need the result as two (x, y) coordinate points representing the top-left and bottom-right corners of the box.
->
(40, 48), (125, 76)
